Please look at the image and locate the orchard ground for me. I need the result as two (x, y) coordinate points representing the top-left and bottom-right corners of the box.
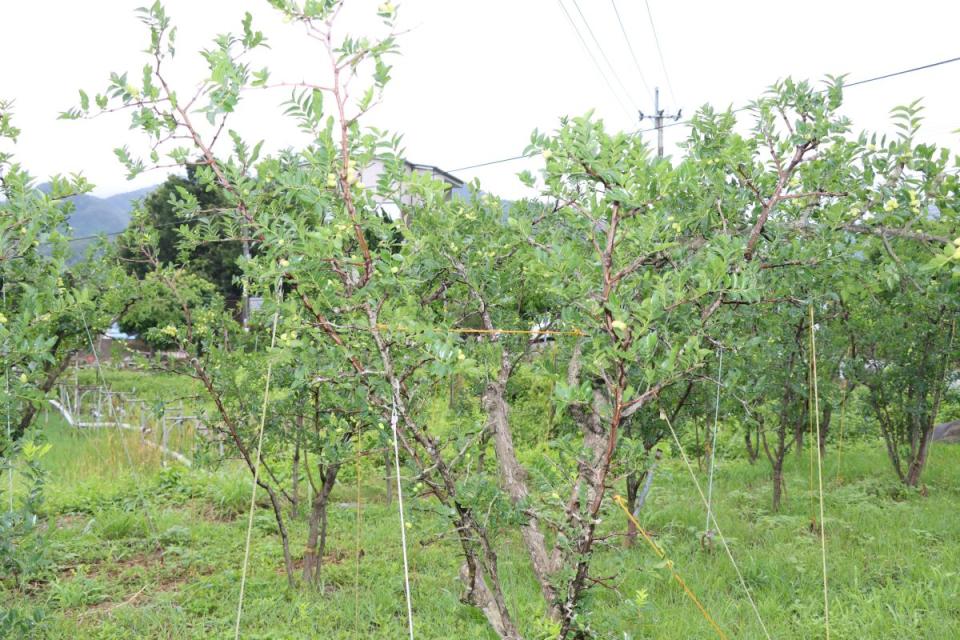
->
(2, 370), (958, 639)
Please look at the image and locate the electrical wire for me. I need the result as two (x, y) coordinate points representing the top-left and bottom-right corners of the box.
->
(569, 0), (642, 109)
(448, 154), (529, 173)
(446, 53), (960, 172)
(610, 0), (653, 101)
(845, 55), (960, 88)
(643, 0), (678, 106)
(556, 0), (634, 121)
(19, 54), (960, 251)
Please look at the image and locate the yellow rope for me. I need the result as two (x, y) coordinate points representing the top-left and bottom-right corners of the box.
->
(808, 304), (830, 640)
(355, 428), (362, 639)
(375, 323), (585, 337)
(808, 350), (815, 521)
(3, 285), (11, 513)
(659, 410), (773, 640)
(612, 495), (729, 640)
(234, 284), (282, 640)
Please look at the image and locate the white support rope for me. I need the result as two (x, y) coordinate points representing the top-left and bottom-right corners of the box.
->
(234, 283), (282, 640)
(3, 284), (12, 512)
(78, 310), (141, 477)
(390, 397), (416, 640)
(78, 307), (163, 543)
(660, 409), (772, 640)
(705, 348), (723, 533)
(47, 397), (193, 466)
(808, 305), (830, 639)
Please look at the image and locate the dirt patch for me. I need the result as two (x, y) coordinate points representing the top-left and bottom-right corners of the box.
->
(61, 548), (214, 587)
(69, 555), (220, 623)
(76, 585), (149, 622)
(274, 549), (347, 579)
(55, 514), (92, 530)
(193, 500), (241, 523)
(103, 549), (165, 579)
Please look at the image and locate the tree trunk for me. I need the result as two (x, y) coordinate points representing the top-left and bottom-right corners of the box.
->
(744, 426), (758, 463)
(291, 418), (302, 519)
(794, 417), (805, 460)
(6, 342), (74, 449)
(193, 360), (296, 587)
(772, 460), (784, 512)
(624, 471), (640, 546)
(383, 450), (393, 505)
(905, 424), (934, 487)
(818, 402), (832, 455)
(482, 351), (560, 616)
(367, 310), (522, 639)
(303, 462), (341, 584)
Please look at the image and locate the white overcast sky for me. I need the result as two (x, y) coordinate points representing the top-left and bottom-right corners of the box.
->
(2, 1), (959, 198)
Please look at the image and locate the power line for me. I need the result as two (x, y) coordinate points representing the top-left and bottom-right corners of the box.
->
(448, 53), (960, 172)
(555, 0), (634, 121)
(26, 212), (220, 252)
(610, 0), (653, 101)
(19, 54), (960, 252)
(569, 0), (643, 109)
(643, 0), (678, 106)
(634, 53), (960, 135)
(60, 215), (194, 244)
(449, 154), (529, 173)
(845, 55), (960, 88)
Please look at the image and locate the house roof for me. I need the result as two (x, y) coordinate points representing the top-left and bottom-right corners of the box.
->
(404, 161), (465, 189)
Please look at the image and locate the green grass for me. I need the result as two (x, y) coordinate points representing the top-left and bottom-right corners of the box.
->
(74, 367), (205, 408)
(3, 411), (960, 639)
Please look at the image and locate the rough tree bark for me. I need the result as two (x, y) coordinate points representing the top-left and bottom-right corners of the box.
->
(482, 348), (561, 616)
(303, 462), (342, 584)
(366, 306), (522, 639)
(6, 337), (74, 449)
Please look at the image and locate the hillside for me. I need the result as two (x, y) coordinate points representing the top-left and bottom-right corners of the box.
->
(36, 184), (157, 258)
(66, 186), (156, 238)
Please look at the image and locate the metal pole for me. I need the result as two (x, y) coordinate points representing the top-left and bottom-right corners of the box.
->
(655, 87), (663, 158)
(639, 86), (681, 160)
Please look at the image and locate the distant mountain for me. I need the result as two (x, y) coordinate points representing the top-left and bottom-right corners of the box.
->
(35, 184), (157, 259)
(66, 186), (156, 239)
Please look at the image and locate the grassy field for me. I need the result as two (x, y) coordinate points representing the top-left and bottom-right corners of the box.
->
(2, 400), (959, 639)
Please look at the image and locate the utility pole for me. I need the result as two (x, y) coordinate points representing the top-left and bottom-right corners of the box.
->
(639, 87), (681, 158)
